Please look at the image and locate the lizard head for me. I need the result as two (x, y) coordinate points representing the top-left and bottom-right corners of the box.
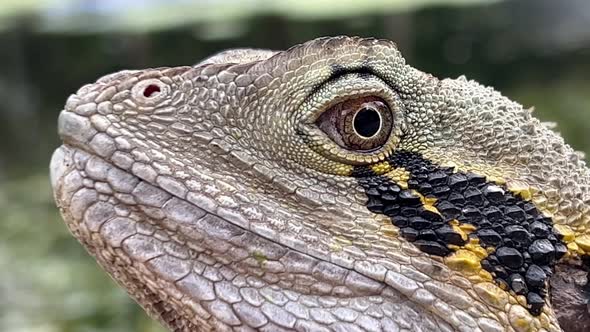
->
(51, 36), (590, 331)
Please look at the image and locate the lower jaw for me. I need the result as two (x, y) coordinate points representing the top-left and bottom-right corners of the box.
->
(51, 146), (439, 331)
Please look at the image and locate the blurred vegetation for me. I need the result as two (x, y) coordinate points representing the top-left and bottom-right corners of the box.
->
(0, 0), (589, 331)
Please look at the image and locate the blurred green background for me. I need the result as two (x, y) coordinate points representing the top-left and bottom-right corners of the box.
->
(0, 0), (589, 331)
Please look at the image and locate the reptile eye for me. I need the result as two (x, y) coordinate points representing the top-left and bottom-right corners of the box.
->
(316, 96), (393, 151)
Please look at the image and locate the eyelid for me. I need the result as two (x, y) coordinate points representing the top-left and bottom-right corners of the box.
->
(299, 74), (398, 124)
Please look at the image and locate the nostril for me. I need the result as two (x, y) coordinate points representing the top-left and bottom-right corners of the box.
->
(143, 84), (161, 98)
(132, 78), (168, 103)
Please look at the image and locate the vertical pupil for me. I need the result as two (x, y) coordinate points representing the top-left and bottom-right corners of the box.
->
(354, 107), (381, 138)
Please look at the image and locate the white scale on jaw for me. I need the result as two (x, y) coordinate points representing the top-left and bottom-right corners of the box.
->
(53, 145), (464, 331)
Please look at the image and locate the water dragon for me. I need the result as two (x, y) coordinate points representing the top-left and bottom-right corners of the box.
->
(50, 36), (590, 332)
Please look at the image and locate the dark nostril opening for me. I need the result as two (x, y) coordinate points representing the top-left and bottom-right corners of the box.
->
(143, 84), (161, 97)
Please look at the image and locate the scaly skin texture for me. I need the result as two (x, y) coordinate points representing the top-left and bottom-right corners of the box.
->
(50, 37), (590, 332)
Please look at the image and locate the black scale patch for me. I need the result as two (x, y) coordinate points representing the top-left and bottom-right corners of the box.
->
(354, 150), (568, 316)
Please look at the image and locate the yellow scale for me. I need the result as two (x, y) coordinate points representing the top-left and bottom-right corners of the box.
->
(371, 160), (495, 280)
(367, 158), (572, 328)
